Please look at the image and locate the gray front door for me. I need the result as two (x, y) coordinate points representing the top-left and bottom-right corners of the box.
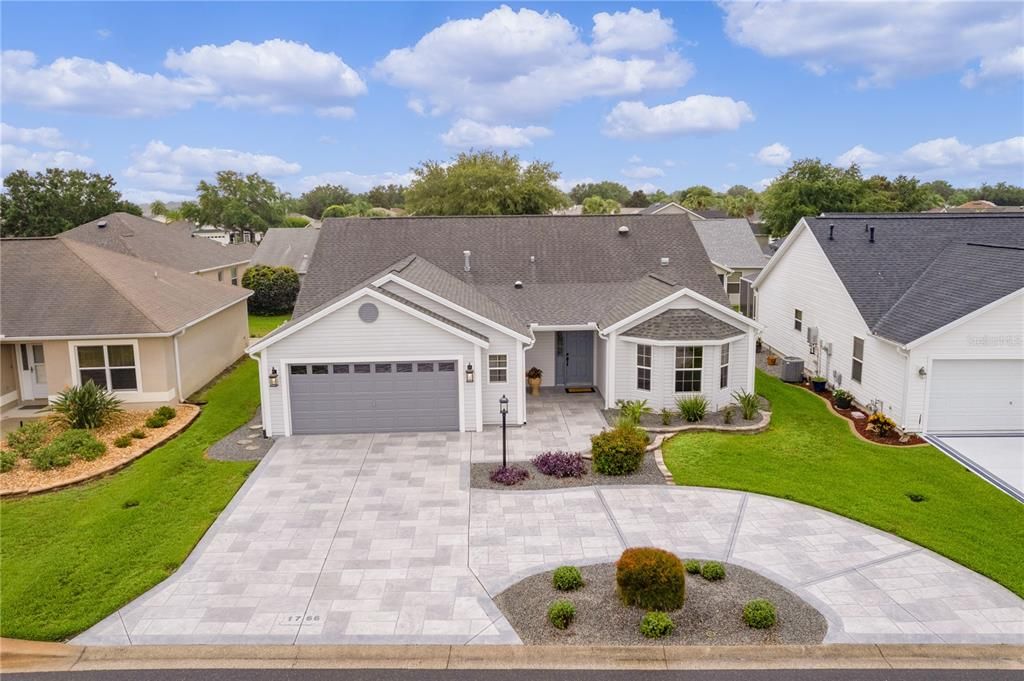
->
(289, 360), (459, 434)
(555, 331), (594, 386)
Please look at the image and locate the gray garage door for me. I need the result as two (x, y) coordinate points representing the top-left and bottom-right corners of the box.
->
(288, 360), (459, 434)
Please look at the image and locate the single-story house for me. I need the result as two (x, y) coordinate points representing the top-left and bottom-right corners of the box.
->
(248, 215), (761, 436)
(1, 237), (251, 416)
(61, 213), (256, 285)
(691, 218), (770, 312)
(250, 227), (321, 278)
(754, 213), (1024, 434)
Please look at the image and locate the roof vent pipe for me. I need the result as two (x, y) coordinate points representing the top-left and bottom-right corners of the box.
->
(97, 220), (108, 229)
(828, 224), (834, 240)
(869, 226), (875, 243)
(618, 225), (630, 236)
(530, 255), (536, 264)
(514, 280), (523, 289)
(660, 257), (670, 267)
(463, 250), (471, 272)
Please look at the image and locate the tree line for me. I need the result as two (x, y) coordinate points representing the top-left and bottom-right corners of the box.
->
(2, 153), (1022, 238)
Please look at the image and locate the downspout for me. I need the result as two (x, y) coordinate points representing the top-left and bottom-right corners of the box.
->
(173, 331), (185, 403)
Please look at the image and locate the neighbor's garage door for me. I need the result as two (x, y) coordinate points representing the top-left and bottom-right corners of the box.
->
(289, 360), (459, 434)
(926, 359), (1024, 434)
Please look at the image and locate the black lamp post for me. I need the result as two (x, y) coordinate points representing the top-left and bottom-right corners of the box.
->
(499, 394), (509, 468)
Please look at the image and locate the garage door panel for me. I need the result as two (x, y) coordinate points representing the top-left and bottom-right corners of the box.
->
(289, 360), (459, 434)
(927, 359), (1024, 434)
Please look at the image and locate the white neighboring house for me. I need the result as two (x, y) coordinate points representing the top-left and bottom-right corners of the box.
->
(691, 218), (770, 311)
(754, 213), (1024, 435)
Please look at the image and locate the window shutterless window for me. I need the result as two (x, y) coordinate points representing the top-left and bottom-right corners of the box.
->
(636, 344), (652, 391)
(720, 344), (730, 389)
(231, 267), (239, 285)
(488, 354), (508, 383)
(77, 344), (138, 391)
(852, 337), (865, 383)
(794, 309), (803, 331)
(675, 346), (703, 393)
(217, 270), (224, 282)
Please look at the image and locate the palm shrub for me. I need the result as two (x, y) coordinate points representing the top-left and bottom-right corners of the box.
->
(731, 389), (760, 420)
(616, 547), (686, 611)
(591, 424), (647, 475)
(676, 395), (709, 422)
(50, 381), (123, 429)
(639, 611), (675, 639)
(615, 399), (652, 427)
(552, 566), (584, 591)
(5, 421), (48, 459)
(743, 599), (777, 629)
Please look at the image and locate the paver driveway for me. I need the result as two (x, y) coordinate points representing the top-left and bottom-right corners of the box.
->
(77, 431), (1024, 646)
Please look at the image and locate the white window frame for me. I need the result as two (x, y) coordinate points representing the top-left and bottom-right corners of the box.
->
(230, 266), (239, 286)
(636, 344), (652, 391)
(720, 343), (730, 389)
(68, 340), (142, 393)
(794, 309), (803, 332)
(488, 353), (508, 384)
(674, 346), (703, 393)
(852, 336), (864, 383)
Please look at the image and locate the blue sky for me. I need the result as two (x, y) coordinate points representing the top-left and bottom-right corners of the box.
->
(1, 1), (1022, 203)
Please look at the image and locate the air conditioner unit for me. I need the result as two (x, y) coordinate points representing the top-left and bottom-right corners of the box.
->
(806, 326), (819, 345)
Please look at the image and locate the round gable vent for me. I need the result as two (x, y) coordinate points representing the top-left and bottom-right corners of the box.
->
(358, 302), (379, 323)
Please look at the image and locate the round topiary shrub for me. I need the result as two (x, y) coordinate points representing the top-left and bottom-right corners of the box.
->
(743, 599), (777, 629)
(154, 405), (177, 420)
(639, 611), (675, 639)
(700, 561), (726, 581)
(684, 559), (701, 575)
(552, 565), (584, 591)
(616, 547), (686, 611)
(547, 599), (576, 630)
(145, 414), (169, 429)
(591, 424), (647, 476)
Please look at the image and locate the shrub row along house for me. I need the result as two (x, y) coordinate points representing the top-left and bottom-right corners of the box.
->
(249, 215), (761, 436)
(1, 213), (254, 424)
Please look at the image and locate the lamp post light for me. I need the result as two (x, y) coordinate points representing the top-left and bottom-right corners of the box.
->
(499, 394), (509, 469)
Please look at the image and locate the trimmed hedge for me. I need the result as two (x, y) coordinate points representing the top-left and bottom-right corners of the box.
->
(743, 599), (777, 629)
(547, 600), (576, 629)
(639, 611), (675, 639)
(591, 424), (647, 476)
(700, 561), (726, 581)
(552, 566), (584, 591)
(616, 547), (686, 611)
(684, 559), (701, 575)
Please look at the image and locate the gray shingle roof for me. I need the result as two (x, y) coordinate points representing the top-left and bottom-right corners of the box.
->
(805, 213), (1024, 344)
(1, 238), (251, 338)
(692, 219), (771, 270)
(251, 228), (321, 274)
(294, 215), (728, 332)
(371, 286), (488, 341)
(624, 309), (742, 341)
(61, 212), (256, 273)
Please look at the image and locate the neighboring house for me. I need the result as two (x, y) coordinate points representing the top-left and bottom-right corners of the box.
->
(754, 213), (1024, 434)
(551, 205), (643, 216)
(639, 201), (693, 216)
(691, 218), (771, 312)
(248, 215), (761, 436)
(927, 200), (1024, 214)
(61, 213), (256, 286)
(250, 228), (321, 278)
(0, 237), (251, 415)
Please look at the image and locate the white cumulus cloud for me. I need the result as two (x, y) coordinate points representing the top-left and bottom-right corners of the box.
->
(621, 165), (664, 179)
(592, 8), (675, 53)
(603, 95), (754, 139)
(834, 136), (1024, 181)
(721, 1), (1023, 88)
(123, 140), (301, 192)
(756, 142), (791, 166)
(835, 144), (885, 169)
(962, 46), (1024, 88)
(1, 123), (72, 149)
(440, 119), (553, 149)
(1, 144), (94, 174)
(315, 106), (356, 119)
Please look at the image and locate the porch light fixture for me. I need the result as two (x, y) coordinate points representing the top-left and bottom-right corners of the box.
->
(499, 395), (509, 468)
(465, 363), (475, 383)
(268, 368), (279, 388)
(918, 366), (927, 378)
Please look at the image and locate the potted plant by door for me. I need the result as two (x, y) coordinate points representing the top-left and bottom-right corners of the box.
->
(526, 367), (543, 396)
(832, 388), (853, 409)
(766, 353), (778, 366)
(810, 376), (828, 392)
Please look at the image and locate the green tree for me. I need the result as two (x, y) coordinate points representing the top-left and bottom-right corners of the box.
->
(363, 184), (405, 209)
(0, 168), (141, 237)
(149, 200), (168, 216)
(624, 189), (649, 208)
(321, 198), (374, 219)
(921, 180), (956, 201)
(241, 265), (301, 315)
(968, 182), (1024, 205)
(297, 184), (354, 218)
(189, 171), (287, 234)
(405, 151), (567, 216)
(568, 181), (631, 205)
(760, 159), (868, 235)
(723, 190), (761, 218)
(679, 185), (719, 211)
(725, 184), (755, 197)
(581, 195), (621, 214)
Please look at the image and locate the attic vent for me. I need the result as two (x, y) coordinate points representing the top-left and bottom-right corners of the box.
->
(869, 226), (875, 243)
(514, 280), (523, 289)
(660, 257), (670, 267)
(828, 223), (835, 240)
(618, 225), (630, 236)
(463, 250), (471, 272)
(97, 220), (108, 229)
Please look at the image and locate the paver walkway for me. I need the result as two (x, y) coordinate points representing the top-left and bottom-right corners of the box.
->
(76, 429), (1023, 646)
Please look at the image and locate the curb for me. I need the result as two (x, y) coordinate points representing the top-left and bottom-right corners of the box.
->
(3, 640), (1022, 672)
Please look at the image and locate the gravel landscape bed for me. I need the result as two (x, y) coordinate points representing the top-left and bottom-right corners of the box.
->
(603, 399), (770, 431)
(471, 453), (666, 490)
(207, 414), (274, 461)
(495, 562), (827, 646)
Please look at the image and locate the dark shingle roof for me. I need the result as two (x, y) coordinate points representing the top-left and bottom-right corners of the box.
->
(624, 309), (742, 341)
(804, 213), (1024, 344)
(1, 238), (250, 338)
(251, 228), (321, 274)
(295, 215), (728, 330)
(61, 212), (255, 273)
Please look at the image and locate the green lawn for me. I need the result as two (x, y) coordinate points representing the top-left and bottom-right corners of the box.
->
(0, 360), (260, 641)
(248, 313), (289, 337)
(662, 370), (1024, 597)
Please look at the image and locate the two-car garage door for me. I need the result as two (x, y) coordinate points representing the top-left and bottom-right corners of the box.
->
(288, 360), (459, 434)
(926, 359), (1024, 434)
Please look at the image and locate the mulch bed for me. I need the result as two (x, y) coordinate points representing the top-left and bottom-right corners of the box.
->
(796, 382), (924, 446)
(495, 562), (827, 646)
(471, 453), (666, 490)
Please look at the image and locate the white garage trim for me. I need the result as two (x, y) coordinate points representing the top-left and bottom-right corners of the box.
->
(922, 354), (1024, 434)
(278, 354), (467, 437)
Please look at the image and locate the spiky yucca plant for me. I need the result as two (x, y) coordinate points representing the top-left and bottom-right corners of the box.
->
(50, 381), (124, 429)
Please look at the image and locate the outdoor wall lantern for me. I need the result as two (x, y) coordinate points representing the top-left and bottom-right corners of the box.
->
(499, 395), (509, 468)
(918, 366), (927, 378)
(465, 363), (475, 383)
(269, 367), (280, 388)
